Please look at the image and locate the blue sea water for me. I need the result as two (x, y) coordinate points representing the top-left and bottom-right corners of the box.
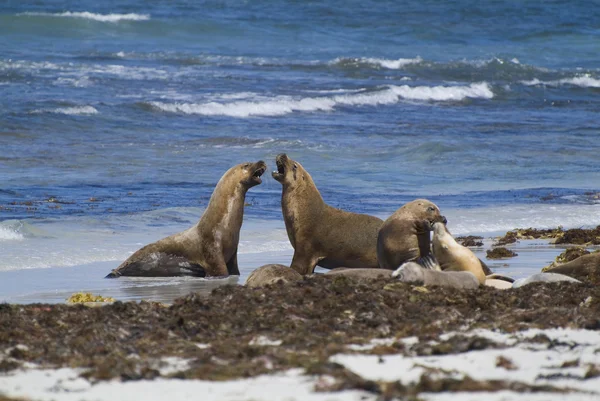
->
(0, 1), (599, 300)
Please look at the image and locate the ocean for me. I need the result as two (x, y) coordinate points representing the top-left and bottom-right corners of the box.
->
(1, 0), (599, 303)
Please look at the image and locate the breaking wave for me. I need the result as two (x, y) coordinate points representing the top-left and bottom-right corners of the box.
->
(331, 56), (423, 69)
(31, 106), (98, 115)
(0, 225), (24, 241)
(522, 74), (600, 88)
(146, 83), (493, 117)
(17, 11), (150, 23)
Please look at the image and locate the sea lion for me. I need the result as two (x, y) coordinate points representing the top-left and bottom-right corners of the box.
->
(392, 262), (480, 289)
(485, 279), (513, 290)
(377, 199), (447, 271)
(324, 267), (393, 279)
(542, 252), (600, 283)
(484, 273), (515, 289)
(272, 153), (384, 275)
(245, 264), (302, 288)
(105, 161), (267, 278)
(512, 272), (582, 288)
(432, 222), (486, 284)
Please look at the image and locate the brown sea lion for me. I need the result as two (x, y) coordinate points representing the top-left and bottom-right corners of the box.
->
(324, 267), (393, 279)
(105, 161), (267, 278)
(542, 252), (600, 283)
(432, 222), (486, 284)
(377, 199), (447, 271)
(272, 153), (383, 275)
(245, 264), (302, 288)
(392, 262), (480, 289)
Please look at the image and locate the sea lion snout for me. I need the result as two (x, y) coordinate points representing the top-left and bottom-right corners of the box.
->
(272, 153), (288, 181)
(273, 153), (299, 183)
(432, 221), (447, 235)
(245, 160), (267, 187)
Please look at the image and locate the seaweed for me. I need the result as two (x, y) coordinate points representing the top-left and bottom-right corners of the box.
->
(456, 235), (484, 247)
(486, 247), (518, 259)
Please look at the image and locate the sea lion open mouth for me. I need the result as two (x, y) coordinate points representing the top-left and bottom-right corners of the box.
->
(251, 161), (267, 185)
(272, 154), (287, 182)
(253, 165), (266, 178)
(429, 216), (448, 229)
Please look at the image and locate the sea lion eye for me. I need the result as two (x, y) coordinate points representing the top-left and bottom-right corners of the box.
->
(427, 206), (436, 212)
(293, 164), (297, 170)
(243, 163), (250, 168)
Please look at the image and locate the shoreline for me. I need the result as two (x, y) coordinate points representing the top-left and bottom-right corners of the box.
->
(0, 236), (597, 304)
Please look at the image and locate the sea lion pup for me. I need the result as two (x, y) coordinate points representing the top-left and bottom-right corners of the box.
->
(542, 252), (600, 282)
(432, 222), (486, 284)
(324, 267), (393, 279)
(512, 272), (581, 288)
(272, 153), (383, 275)
(245, 264), (302, 288)
(105, 161), (267, 278)
(392, 262), (479, 289)
(377, 199), (447, 271)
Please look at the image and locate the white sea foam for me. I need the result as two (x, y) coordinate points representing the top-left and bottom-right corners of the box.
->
(149, 83), (493, 117)
(560, 75), (600, 88)
(55, 76), (93, 87)
(443, 204), (600, 236)
(85, 64), (170, 80)
(331, 56), (423, 69)
(2, 59), (171, 82)
(0, 225), (24, 241)
(361, 57), (423, 69)
(522, 74), (600, 88)
(32, 106), (98, 115)
(390, 82), (493, 101)
(18, 11), (150, 23)
(0, 60), (64, 72)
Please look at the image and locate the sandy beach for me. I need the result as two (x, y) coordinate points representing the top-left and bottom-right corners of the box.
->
(1, 267), (600, 401)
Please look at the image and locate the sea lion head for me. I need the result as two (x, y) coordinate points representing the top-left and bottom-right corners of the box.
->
(432, 221), (454, 254)
(402, 199), (447, 227)
(234, 160), (267, 188)
(392, 262), (425, 284)
(432, 221), (449, 238)
(272, 153), (308, 187)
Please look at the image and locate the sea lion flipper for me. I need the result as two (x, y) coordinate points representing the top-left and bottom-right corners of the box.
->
(416, 219), (434, 262)
(479, 259), (492, 275)
(107, 253), (207, 278)
(226, 252), (240, 276)
(417, 253), (441, 270)
(290, 251), (320, 275)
